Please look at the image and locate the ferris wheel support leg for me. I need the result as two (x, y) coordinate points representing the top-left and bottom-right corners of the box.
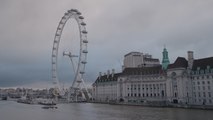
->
(67, 87), (71, 103)
(69, 56), (77, 74)
(82, 79), (92, 100)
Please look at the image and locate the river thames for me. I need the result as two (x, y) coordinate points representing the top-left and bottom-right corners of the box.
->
(0, 101), (213, 120)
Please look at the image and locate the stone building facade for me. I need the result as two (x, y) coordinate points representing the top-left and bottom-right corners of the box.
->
(92, 49), (213, 106)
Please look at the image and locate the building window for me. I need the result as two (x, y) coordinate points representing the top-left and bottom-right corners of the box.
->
(128, 93), (129, 97)
(138, 93), (141, 97)
(143, 93), (145, 97)
(208, 86), (211, 90)
(203, 86), (205, 90)
(203, 92), (206, 97)
(131, 93), (133, 97)
(209, 99), (212, 103)
(207, 81), (210, 84)
(197, 81), (200, 85)
(203, 99), (206, 104)
(194, 92), (196, 97)
(207, 75), (209, 79)
(198, 92), (201, 97)
(134, 93), (137, 97)
(202, 81), (205, 85)
(208, 92), (211, 97)
(198, 86), (200, 90)
(146, 93), (148, 97)
(174, 93), (177, 97)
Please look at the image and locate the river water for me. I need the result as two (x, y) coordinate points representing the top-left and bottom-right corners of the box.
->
(0, 101), (213, 120)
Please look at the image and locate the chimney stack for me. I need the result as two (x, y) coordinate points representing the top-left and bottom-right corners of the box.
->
(107, 70), (110, 78)
(99, 72), (102, 78)
(187, 51), (194, 69)
(112, 69), (115, 77)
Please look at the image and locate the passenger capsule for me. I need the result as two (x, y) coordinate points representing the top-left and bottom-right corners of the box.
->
(62, 16), (67, 19)
(79, 16), (84, 19)
(82, 50), (88, 53)
(77, 12), (82, 15)
(60, 21), (65, 24)
(55, 33), (60, 36)
(81, 61), (87, 64)
(81, 22), (86, 26)
(83, 40), (88, 43)
(82, 30), (88, 34)
(80, 71), (85, 74)
(57, 27), (62, 30)
(71, 9), (78, 12)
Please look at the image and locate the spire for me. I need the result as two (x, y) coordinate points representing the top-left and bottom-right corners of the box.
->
(162, 46), (170, 70)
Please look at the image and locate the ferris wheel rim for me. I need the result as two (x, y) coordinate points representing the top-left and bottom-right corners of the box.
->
(51, 9), (88, 94)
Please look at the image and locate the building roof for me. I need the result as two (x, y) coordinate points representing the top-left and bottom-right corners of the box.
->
(95, 73), (122, 83)
(168, 57), (188, 69)
(144, 58), (160, 62)
(94, 65), (165, 84)
(192, 57), (213, 71)
(122, 65), (164, 75)
(124, 52), (142, 57)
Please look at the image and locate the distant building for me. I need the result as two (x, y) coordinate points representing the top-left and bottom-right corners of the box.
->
(92, 48), (213, 106)
(123, 52), (160, 69)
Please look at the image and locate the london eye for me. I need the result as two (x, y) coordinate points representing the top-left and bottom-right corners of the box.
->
(51, 9), (89, 102)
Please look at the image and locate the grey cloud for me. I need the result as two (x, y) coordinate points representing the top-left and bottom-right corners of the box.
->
(1, 0), (213, 87)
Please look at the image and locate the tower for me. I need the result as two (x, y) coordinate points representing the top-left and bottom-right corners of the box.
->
(162, 47), (170, 70)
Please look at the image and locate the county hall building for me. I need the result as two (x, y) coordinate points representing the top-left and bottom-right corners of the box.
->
(92, 48), (213, 106)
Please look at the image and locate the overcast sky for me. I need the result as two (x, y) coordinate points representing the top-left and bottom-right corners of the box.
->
(0, 0), (213, 88)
